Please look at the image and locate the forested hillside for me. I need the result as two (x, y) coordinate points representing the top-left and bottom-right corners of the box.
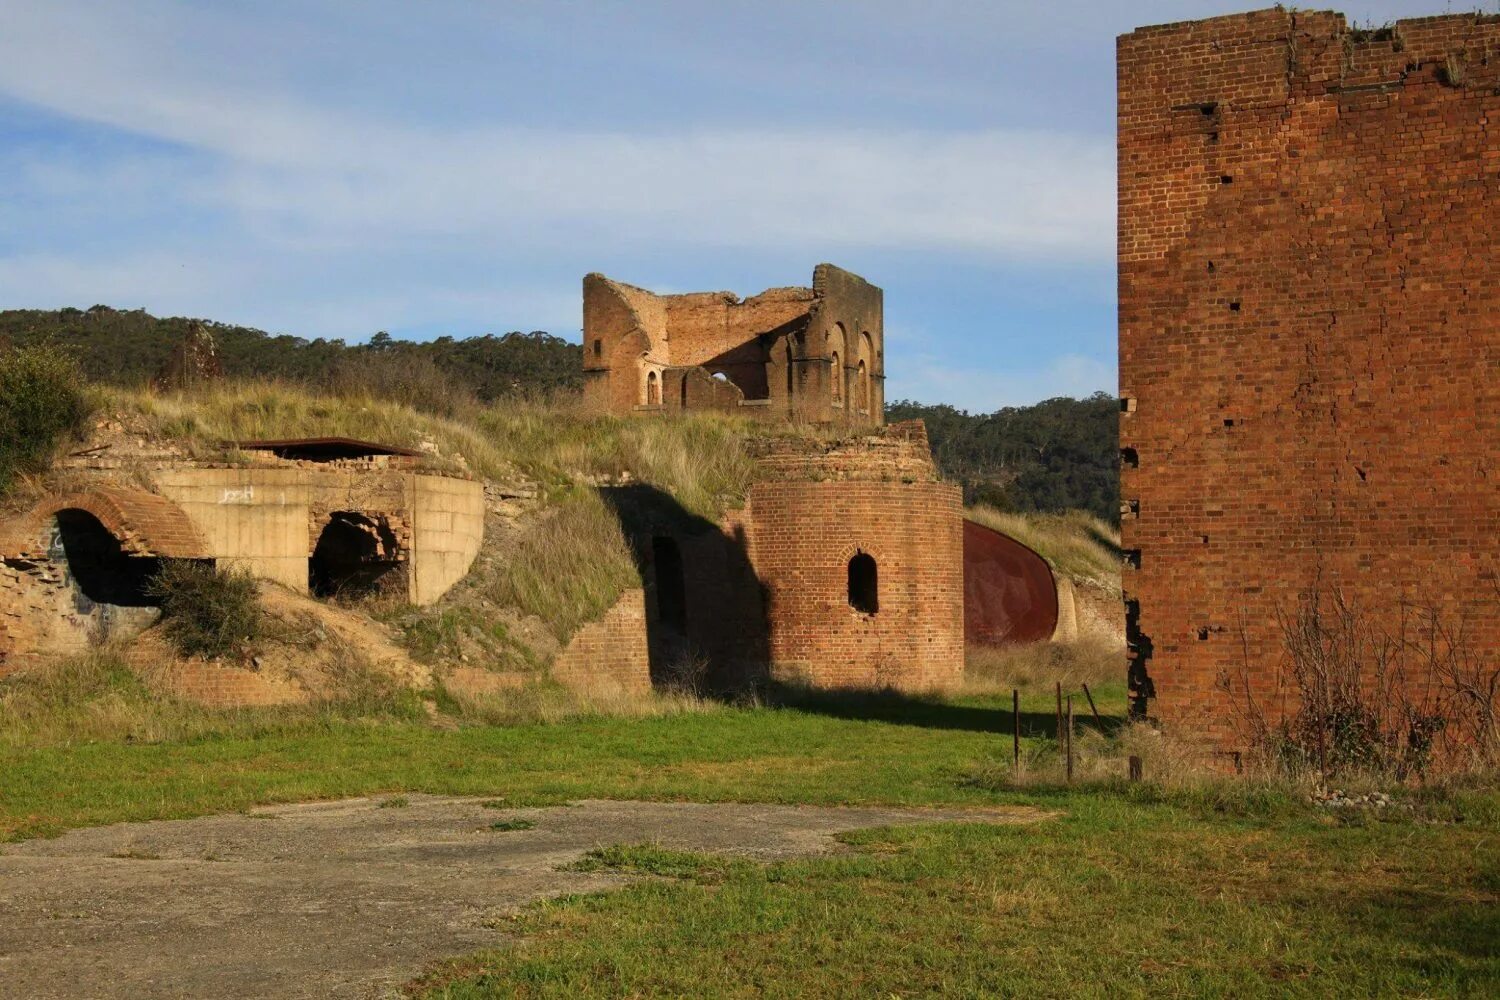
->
(0, 306), (581, 400)
(887, 395), (1119, 522)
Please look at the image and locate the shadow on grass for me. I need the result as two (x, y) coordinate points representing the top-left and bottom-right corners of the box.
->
(765, 682), (1124, 738)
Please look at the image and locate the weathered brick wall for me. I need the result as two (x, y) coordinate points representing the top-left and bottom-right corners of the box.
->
(581, 264), (884, 427)
(551, 588), (652, 696)
(1118, 8), (1500, 745)
(748, 479), (964, 691)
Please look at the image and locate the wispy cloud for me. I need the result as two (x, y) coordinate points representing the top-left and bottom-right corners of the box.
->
(0, 2), (1113, 261)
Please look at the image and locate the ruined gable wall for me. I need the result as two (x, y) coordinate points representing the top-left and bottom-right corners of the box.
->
(1118, 9), (1500, 745)
(582, 274), (668, 413)
(809, 264), (885, 426)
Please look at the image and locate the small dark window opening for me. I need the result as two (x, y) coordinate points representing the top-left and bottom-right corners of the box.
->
(592, 339), (602, 357)
(52, 510), (160, 607)
(1121, 447), (1140, 468)
(651, 536), (687, 633)
(1223, 418), (1236, 427)
(1220, 175), (1233, 185)
(310, 512), (404, 598)
(847, 551), (878, 614)
(1229, 301), (1241, 312)
(1124, 549), (1143, 570)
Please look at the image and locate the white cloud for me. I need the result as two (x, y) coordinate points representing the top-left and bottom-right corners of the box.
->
(0, 2), (1114, 262)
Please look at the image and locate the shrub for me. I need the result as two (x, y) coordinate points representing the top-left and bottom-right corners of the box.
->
(148, 560), (262, 658)
(1226, 589), (1494, 781)
(0, 342), (91, 494)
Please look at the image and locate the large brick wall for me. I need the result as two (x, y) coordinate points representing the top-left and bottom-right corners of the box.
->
(1118, 8), (1500, 745)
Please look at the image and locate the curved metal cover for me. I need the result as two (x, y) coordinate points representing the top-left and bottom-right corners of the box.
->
(963, 519), (1059, 645)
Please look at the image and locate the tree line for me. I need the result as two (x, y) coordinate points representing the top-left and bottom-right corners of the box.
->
(887, 395), (1119, 522)
(0, 306), (582, 401)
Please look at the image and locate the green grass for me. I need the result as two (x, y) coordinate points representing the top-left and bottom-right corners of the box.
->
(0, 686), (1068, 841)
(489, 818), (537, 832)
(1, 675), (1495, 997)
(423, 800), (1498, 999)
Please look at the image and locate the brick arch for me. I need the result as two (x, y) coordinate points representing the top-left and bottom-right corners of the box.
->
(0, 488), (209, 560)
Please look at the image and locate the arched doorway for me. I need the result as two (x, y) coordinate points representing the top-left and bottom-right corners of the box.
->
(646, 370), (661, 405)
(51, 509), (160, 607)
(309, 512), (404, 598)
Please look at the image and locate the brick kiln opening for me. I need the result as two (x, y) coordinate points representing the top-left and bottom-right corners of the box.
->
(847, 551), (878, 615)
(309, 512), (405, 598)
(651, 536), (688, 634)
(51, 510), (161, 607)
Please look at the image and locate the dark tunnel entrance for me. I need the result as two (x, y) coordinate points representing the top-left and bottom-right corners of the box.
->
(651, 535), (688, 633)
(309, 512), (405, 598)
(50, 509), (160, 607)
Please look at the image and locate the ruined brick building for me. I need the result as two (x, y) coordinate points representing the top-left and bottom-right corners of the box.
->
(564, 421), (967, 695)
(1118, 9), (1500, 745)
(582, 264), (884, 426)
(0, 437), (483, 675)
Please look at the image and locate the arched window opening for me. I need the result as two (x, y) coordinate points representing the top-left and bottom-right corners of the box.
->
(785, 341), (794, 399)
(680, 374), (689, 409)
(646, 370), (660, 405)
(847, 551), (878, 615)
(310, 512), (404, 598)
(651, 536), (688, 633)
(831, 352), (842, 403)
(857, 360), (869, 413)
(51, 510), (160, 607)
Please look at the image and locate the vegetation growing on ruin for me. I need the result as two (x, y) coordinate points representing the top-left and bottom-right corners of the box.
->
(148, 560), (263, 658)
(0, 342), (92, 496)
(966, 505), (1121, 590)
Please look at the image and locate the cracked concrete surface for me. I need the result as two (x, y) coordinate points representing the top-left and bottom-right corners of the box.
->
(0, 796), (1046, 999)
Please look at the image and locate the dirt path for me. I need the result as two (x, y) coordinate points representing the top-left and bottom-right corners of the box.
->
(0, 796), (1046, 999)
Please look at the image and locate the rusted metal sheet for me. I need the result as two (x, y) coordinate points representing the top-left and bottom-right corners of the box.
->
(963, 519), (1058, 645)
(229, 437), (421, 460)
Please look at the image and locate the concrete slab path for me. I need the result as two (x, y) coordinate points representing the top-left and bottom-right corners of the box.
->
(0, 797), (1045, 999)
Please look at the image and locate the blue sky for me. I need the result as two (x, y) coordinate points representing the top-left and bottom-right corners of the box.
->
(0, 1), (1478, 411)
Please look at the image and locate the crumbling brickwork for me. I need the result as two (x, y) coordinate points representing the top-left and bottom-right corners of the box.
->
(583, 264), (885, 427)
(1118, 9), (1500, 744)
(551, 588), (652, 696)
(0, 439), (484, 673)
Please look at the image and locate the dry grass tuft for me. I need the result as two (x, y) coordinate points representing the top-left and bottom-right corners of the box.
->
(964, 636), (1124, 694)
(434, 672), (724, 727)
